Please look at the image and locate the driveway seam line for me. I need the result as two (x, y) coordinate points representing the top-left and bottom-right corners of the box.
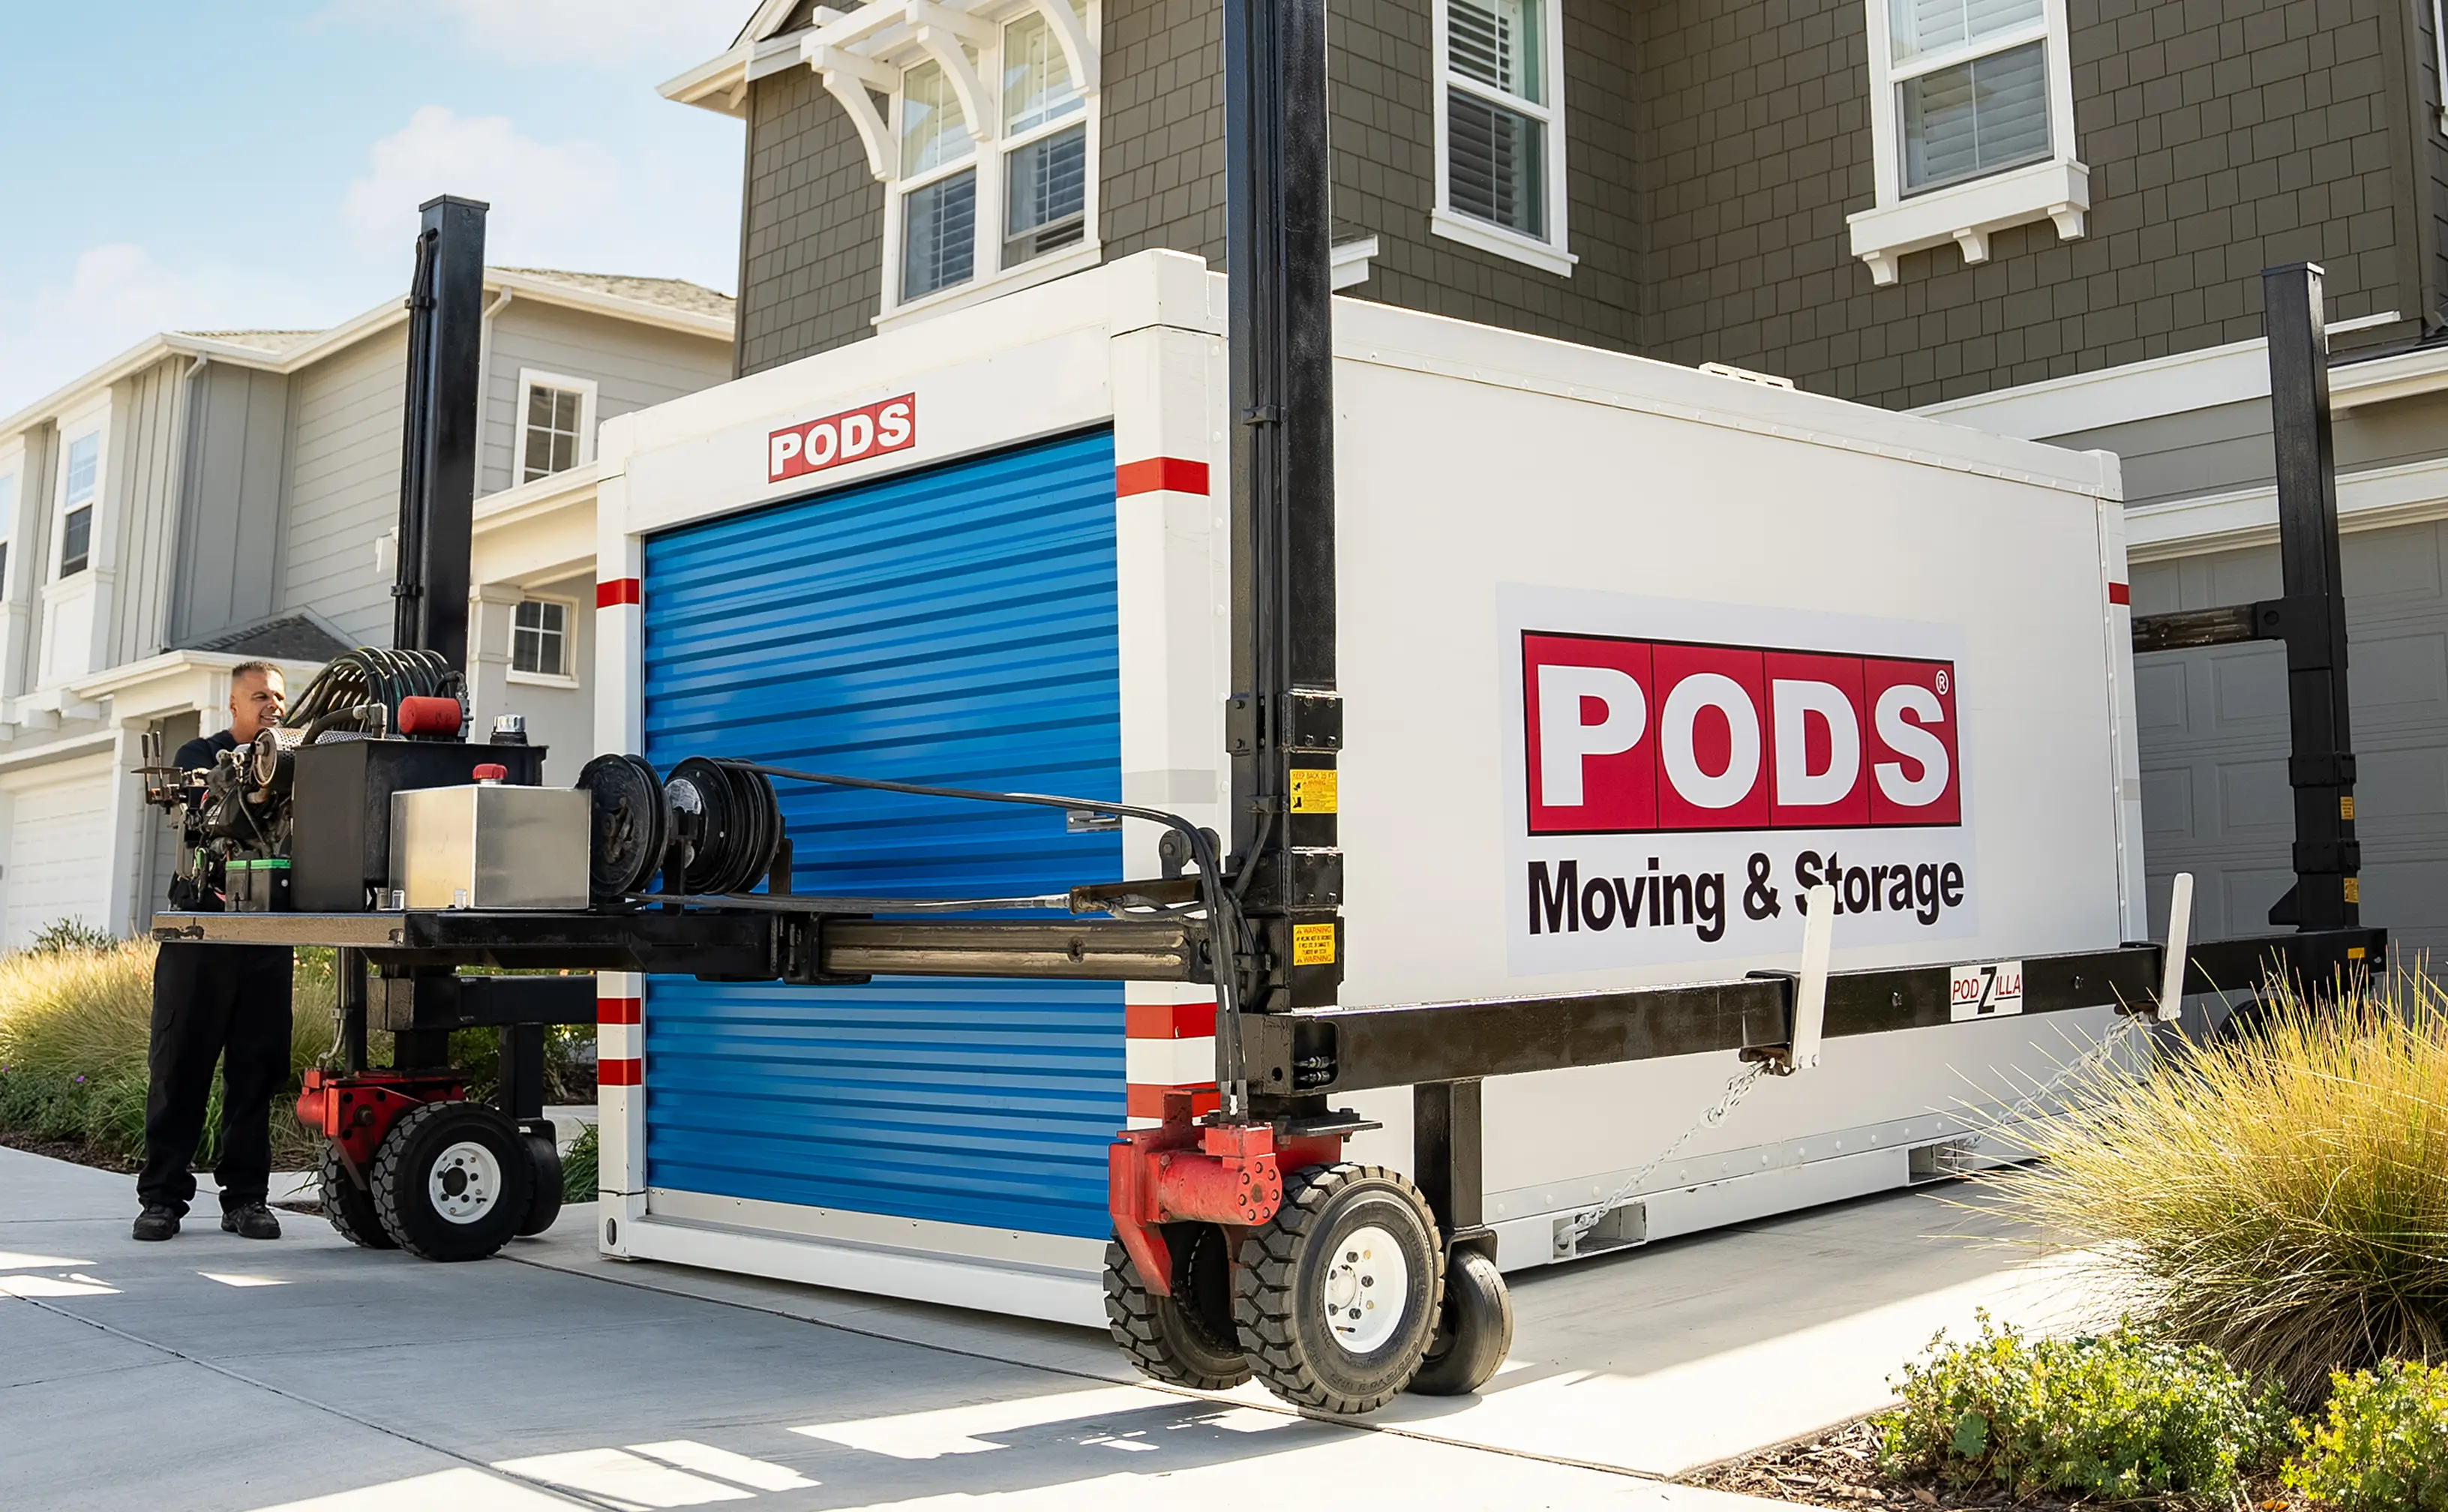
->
(503, 1250), (1672, 1484)
(6, 1294), (614, 1511)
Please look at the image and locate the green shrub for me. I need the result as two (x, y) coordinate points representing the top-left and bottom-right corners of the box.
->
(560, 1124), (598, 1203)
(1985, 972), (2448, 1407)
(2284, 1359), (2448, 1511)
(29, 917), (118, 953)
(1874, 1312), (2290, 1502)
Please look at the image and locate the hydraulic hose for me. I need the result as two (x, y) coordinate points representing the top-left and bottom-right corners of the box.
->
(741, 762), (1255, 1120)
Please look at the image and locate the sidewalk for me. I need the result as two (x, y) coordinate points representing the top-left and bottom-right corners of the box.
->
(0, 1144), (1778, 1511)
(3, 1142), (2121, 1509)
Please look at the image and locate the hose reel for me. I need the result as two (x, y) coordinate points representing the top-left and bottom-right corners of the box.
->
(575, 754), (783, 902)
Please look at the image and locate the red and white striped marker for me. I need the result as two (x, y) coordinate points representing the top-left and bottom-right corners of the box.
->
(1126, 1000), (1218, 1126)
(598, 973), (643, 1087)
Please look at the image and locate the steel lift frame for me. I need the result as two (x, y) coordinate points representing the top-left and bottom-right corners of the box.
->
(159, 1), (2381, 1414)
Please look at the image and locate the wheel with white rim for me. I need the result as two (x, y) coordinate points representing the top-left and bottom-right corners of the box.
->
(1234, 1162), (1443, 1414)
(370, 1100), (533, 1262)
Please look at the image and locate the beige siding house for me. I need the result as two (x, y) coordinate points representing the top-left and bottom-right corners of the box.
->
(0, 268), (733, 944)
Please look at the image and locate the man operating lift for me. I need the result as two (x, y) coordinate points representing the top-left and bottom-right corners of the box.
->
(133, 661), (294, 1242)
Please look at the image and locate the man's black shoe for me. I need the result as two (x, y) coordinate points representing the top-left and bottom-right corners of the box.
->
(133, 1206), (181, 1241)
(221, 1203), (281, 1240)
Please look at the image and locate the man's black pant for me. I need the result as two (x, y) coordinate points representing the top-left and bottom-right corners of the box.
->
(137, 943), (294, 1216)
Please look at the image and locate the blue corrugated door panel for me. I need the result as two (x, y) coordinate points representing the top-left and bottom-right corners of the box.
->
(638, 428), (1125, 1240)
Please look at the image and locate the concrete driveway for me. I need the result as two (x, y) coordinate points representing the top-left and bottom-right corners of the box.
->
(0, 1144), (2114, 1510)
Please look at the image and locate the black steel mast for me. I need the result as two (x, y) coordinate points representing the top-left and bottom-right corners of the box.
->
(2260, 264), (2360, 932)
(391, 194), (488, 670)
(1224, 0), (1343, 1019)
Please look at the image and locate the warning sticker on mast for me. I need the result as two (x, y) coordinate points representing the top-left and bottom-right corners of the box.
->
(1502, 587), (1977, 973)
(770, 394), (916, 482)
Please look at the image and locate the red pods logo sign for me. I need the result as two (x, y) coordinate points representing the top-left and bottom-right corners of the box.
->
(769, 394), (917, 482)
(1504, 592), (1977, 971)
(1522, 633), (1960, 834)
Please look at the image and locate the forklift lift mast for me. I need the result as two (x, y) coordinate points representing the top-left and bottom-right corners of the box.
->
(154, 3), (2384, 1418)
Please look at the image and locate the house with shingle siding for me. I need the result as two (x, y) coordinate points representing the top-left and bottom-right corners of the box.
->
(662, 0), (2448, 955)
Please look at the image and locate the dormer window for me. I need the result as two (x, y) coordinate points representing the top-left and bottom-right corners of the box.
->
(812, 0), (1102, 317)
(899, 60), (979, 298)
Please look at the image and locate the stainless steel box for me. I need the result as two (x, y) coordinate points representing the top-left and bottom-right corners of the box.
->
(389, 784), (590, 910)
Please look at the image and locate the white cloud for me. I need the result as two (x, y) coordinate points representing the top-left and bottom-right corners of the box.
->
(320, 0), (740, 69)
(0, 246), (233, 416)
(342, 106), (739, 286)
(342, 106), (626, 260)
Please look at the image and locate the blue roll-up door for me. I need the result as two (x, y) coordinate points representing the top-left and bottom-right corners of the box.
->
(638, 428), (1124, 1240)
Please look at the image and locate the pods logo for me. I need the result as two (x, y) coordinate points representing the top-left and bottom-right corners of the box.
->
(769, 394), (917, 482)
(1522, 632), (1960, 834)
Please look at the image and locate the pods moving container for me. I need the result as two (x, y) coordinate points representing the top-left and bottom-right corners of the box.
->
(590, 250), (2140, 1325)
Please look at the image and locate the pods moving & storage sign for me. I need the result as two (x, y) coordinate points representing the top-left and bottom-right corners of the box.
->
(1502, 586), (1976, 974)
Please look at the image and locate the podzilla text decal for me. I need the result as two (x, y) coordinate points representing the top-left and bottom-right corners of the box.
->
(1504, 592), (1976, 973)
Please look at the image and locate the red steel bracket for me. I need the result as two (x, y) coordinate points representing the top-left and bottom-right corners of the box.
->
(296, 1067), (465, 1174)
(1108, 1090), (1344, 1296)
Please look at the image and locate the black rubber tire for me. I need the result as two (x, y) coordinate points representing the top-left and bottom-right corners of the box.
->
(319, 1140), (397, 1250)
(1406, 1246), (1514, 1396)
(370, 1100), (533, 1262)
(1104, 1225), (1250, 1390)
(1234, 1163), (1444, 1414)
(516, 1130), (564, 1238)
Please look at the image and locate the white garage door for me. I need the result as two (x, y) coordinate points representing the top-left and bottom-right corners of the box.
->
(2133, 518), (2448, 962)
(4, 759), (116, 948)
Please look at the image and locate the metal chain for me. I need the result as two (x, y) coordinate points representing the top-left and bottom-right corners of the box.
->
(1556, 1060), (1772, 1253)
(1552, 1013), (2152, 1256)
(1985, 1011), (2149, 1136)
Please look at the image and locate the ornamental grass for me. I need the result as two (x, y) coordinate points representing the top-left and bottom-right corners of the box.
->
(0, 938), (333, 1168)
(1987, 970), (2448, 1409)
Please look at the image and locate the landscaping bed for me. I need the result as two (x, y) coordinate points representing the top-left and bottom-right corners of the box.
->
(1691, 971), (2448, 1512)
(1688, 1418), (2298, 1511)
(0, 934), (595, 1188)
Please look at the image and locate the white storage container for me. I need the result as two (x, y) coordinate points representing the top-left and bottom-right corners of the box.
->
(586, 250), (2140, 1324)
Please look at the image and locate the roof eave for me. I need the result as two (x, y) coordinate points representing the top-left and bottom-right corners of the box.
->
(484, 270), (734, 340)
(661, 42), (752, 116)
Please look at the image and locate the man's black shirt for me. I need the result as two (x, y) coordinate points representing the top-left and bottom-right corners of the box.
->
(175, 729), (240, 774)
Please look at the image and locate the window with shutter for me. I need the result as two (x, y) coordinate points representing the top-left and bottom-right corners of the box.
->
(1433, 0), (1573, 275)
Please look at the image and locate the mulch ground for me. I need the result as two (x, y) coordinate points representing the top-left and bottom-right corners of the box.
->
(1682, 1417), (2301, 1511)
(0, 1128), (140, 1173)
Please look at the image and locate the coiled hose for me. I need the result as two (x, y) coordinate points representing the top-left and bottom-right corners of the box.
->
(282, 647), (464, 736)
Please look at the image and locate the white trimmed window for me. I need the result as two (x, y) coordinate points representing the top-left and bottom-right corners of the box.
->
(510, 596), (572, 680)
(57, 431), (97, 578)
(998, 8), (1088, 267)
(1432, 0), (1574, 277)
(898, 59), (980, 299)
(1850, 0), (2086, 284)
(518, 370), (598, 482)
(808, 0), (1100, 319)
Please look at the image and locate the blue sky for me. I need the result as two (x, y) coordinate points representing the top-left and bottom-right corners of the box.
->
(0, 2), (750, 416)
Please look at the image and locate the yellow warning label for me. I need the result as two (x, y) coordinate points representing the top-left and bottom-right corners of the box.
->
(1292, 922), (1337, 967)
(1289, 767), (1339, 814)
(2341, 795), (2356, 820)
(2343, 878), (2362, 904)
(2348, 946), (2368, 960)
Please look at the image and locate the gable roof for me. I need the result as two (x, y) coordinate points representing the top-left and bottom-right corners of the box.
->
(492, 268), (736, 322)
(178, 614), (355, 662)
(173, 329), (325, 356)
(3, 267), (734, 441)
